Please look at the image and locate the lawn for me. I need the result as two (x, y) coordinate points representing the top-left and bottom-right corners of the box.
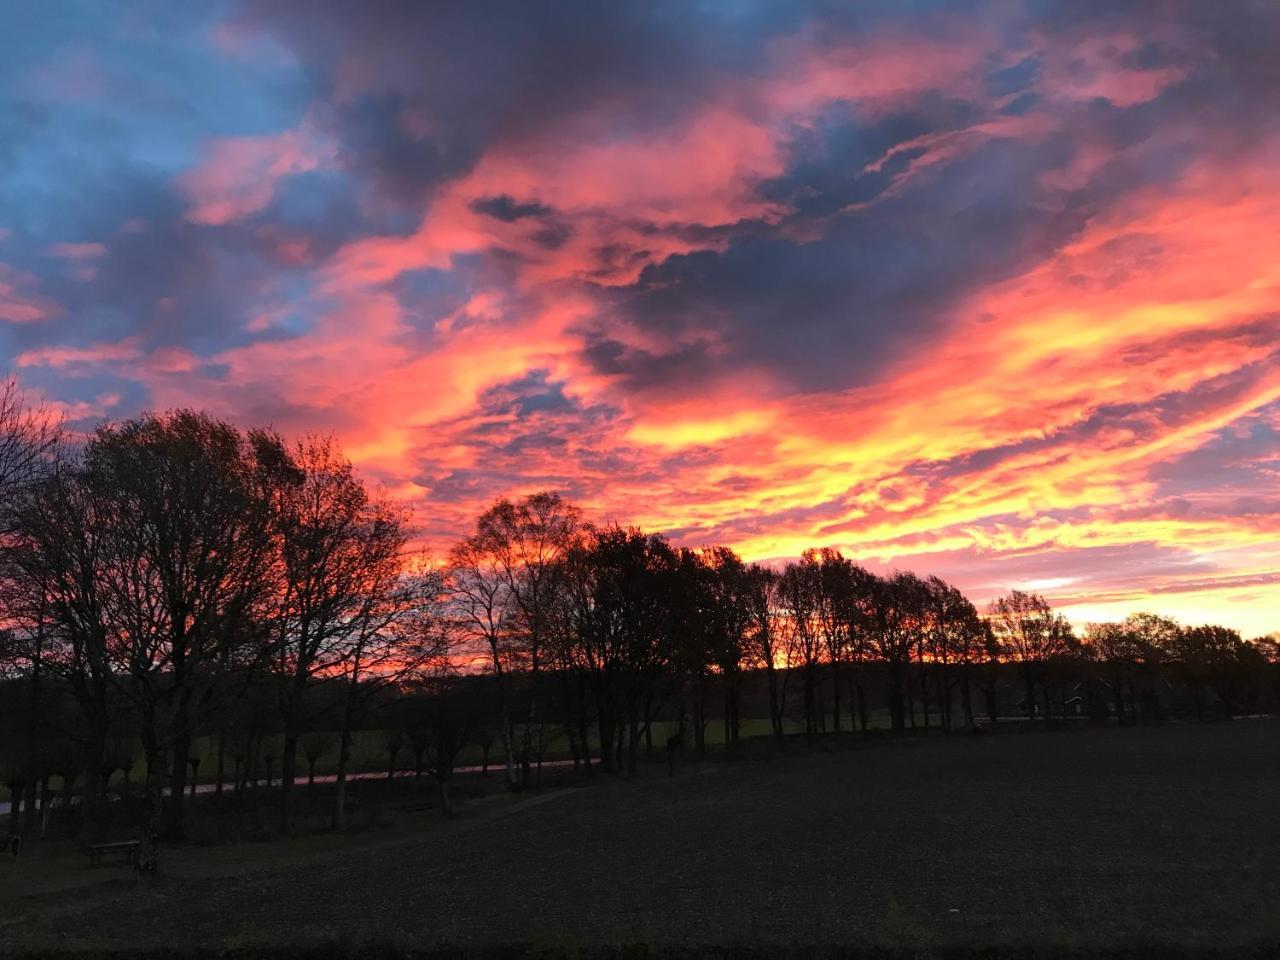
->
(2, 720), (1278, 958)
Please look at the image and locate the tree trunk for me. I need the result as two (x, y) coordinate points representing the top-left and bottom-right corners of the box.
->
(961, 674), (975, 728)
(577, 698), (593, 779)
(137, 729), (166, 874)
(644, 695), (654, 756)
(22, 776), (37, 837)
(215, 732), (226, 801)
(23, 669), (42, 835)
(906, 665), (917, 730)
(830, 659), (842, 734)
(437, 775), (453, 819)
(940, 668), (953, 731)
(6, 784), (22, 837)
(79, 699), (108, 844)
(520, 649), (541, 787)
(767, 665), (783, 739)
(166, 727), (191, 839)
(166, 654), (195, 836)
(597, 715), (614, 774)
(279, 728), (300, 834)
(627, 715), (640, 777)
(888, 666), (906, 733)
(332, 723), (352, 831)
(919, 649), (930, 730)
(803, 665), (816, 738)
(489, 654), (519, 790)
(693, 682), (706, 754)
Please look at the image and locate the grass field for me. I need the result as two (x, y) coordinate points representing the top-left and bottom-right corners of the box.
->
(3, 720), (1279, 957)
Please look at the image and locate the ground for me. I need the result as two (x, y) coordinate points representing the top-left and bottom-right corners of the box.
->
(3, 721), (1279, 958)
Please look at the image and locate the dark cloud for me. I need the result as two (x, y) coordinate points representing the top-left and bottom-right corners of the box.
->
(239, 0), (810, 205)
(469, 195), (572, 249)
(469, 195), (554, 223)
(601, 134), (1091, 394)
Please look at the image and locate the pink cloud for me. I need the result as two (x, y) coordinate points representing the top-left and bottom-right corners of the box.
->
(178, 123), (335, 226)
(48, 241), (107, 261)
(16, 338), (142, 370)
(47, 241), (108, 281)
(0, 263), (60, 324)
(1039, 31), (1192, 108)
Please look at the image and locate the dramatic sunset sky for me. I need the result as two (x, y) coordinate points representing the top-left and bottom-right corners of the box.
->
(2, 2), (1278, 634)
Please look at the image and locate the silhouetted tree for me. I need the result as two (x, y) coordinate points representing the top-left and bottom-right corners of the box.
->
(743, 565), (790, 739)
(699, 546), (753, 750)
(6, 455), (119, 841)
(268, 435), (410, 834)
(779, 555), (824, 736)
(562, 525), (677, 774)
(447, 533), (519, 787)
(331, 560), (445, 829)
(991, 591), (1074, 721)
(470, 493), (580, 785)
(923, 577), (985, 730)
(871, 572), (928, 733)
(84, 413), (283, 863)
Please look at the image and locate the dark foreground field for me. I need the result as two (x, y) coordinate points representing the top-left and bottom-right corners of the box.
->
(3, 721), (1279, 958)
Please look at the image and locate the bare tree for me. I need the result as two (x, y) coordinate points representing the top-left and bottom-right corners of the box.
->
(1085, 613), (1174, 723)
(331, 559), (446, 829)
(0, 377), (60, 533)
(991, 590), (1075, 721)
(699, 546), (752, 751)
(923, 577), (985, 730)
(743, 564), (789, 739)
(447, 534), (518, 788)
(871, 572), (927, 733)
(85, 412), (282, 863)
(3, 455), (115, 841)
(778, 555), (824, 736)
(470, 492), (580, 785)
(0, 378), (61, 837)
(267, 435), (413, 834)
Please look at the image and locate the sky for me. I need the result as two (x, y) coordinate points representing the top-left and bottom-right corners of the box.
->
(1, 1), (1278, 636)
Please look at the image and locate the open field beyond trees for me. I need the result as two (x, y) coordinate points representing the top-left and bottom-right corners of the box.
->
(3, 721), (1279, 959)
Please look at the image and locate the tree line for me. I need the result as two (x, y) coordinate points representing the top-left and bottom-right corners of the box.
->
(0, 386), (1276, 865)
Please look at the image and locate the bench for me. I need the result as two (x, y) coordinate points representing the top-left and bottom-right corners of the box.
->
(88, 840), (140, 867)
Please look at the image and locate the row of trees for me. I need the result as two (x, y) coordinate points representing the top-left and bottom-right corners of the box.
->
(0, 383), (1276, 859)
(451, 512), (1278, 780)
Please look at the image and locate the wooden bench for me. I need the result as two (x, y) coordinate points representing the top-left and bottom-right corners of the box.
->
(88, 840), (140, 867)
